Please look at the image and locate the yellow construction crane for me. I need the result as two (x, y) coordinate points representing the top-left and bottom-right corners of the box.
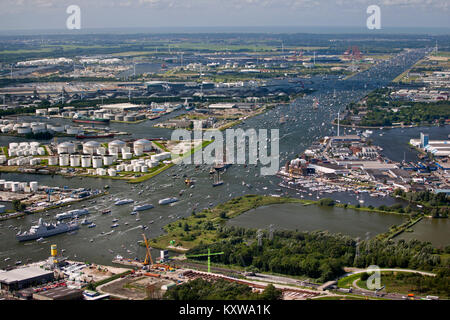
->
(142, 234), (154, 266)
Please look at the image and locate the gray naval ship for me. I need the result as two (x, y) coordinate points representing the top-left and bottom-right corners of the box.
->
(16, 218), (79, 242)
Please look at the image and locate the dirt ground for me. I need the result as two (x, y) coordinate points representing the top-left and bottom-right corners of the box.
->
(79, 263), (130, 282)
(99, 275), (174, 300)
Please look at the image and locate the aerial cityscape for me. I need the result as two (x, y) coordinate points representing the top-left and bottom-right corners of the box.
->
(0, 0), (448, 310)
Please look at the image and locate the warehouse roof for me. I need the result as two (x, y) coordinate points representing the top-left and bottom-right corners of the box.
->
(0, 267), (53, 284)
(33, 286), (83, 300)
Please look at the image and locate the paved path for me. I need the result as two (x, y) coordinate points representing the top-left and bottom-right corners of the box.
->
(341, 268), (436, 278)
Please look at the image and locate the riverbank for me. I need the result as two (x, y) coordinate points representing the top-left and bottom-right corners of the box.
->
(149, 195), (306, 251)
(149, 195), (411, 252)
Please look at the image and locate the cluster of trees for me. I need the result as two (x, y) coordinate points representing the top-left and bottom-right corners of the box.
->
(360, 102), (449, 127)
(163, 278), (282, 300)
(12, 200), (26, 212)
(318, 198), (335, 207)
(394, 189), (450, 207)
(393, 189), (449, 218)
(187, 228), (447, 282)
(343, 87), (449, 127)
(353, 239), (442, 271)
(189, 230), (356, 282)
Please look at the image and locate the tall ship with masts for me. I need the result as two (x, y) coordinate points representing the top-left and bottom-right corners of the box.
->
(213, 153), (232, 171)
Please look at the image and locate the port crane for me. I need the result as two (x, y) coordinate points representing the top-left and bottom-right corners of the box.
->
(186, 248), (224, 273)
(142, 234), (154, 266)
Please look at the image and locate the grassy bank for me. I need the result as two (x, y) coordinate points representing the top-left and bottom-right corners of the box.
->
(149, 195), (306, 251)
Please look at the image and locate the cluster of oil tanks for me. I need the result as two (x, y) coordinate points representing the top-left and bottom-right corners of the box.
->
(53, 139), (170, 176)
(0, 179), (39, 193)
(5, 142), (46, 166)
(0, 120), (83, 136)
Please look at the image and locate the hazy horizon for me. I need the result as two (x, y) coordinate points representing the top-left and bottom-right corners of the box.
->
(0, 1), (449, 33)
(1, 26), (449, 37)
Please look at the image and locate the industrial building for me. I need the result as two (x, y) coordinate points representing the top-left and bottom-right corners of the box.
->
(0, 267), (54, 291)
(208, 103), (237, 109)
(100, 103), (142, 111)
(308, 163), (349, 175)
(32, 286), (84, 300)
(410, 133), (450, 157)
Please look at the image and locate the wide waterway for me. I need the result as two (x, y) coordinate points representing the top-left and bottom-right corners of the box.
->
(0, 47), (448, 268)
(227, 203), (406, 239)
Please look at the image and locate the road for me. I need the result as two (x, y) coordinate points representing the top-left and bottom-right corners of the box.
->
(341, 267), (436, 277)
(337, 268), (437, 300)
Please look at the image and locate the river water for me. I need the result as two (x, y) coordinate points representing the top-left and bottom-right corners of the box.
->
(0, 48), (448, 268)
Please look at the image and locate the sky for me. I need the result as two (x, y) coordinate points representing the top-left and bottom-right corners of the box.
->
(0, 0), (449, 32)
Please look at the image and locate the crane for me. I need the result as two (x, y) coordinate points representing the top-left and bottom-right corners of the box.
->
(142, 234), (154, 266)
(186, 248), (224, 273)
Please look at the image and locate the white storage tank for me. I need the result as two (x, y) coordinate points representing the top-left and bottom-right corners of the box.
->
(96, 168), (107, 176)
(48, 156), (58, 166)
(125, 164), (133, 172)
(11, 182), (20, 192)
(116, 165), (124, 171)
(148, 160), (160, 168)
(70, 155), (81, 167)
(1, 126), (11, 133)
(122, 152), (132, 160)
(59, 154), (70, 166)
(141, 165), (149, 173)
(108, 168), (117, 177)
(30, 158), (41, 165)
(31, 123), (46, 133)
(83, 141), (101, 155)
(37, 147), (45, 156)
(49, 125), (64, 133)
(81, 155), (92, 168)
(58, 142), (76, 154)
(9, 142), (18, 150)
(134, 148), (143, 157)
(133, 165), (141, 172)
(30, 181), (39, 192)
(134, 139), (152, 152)
(103, 155), (114, 166)
(92, 156), (103, 168)
(17, 126), (32, 134)
(97, 147), (106, 155)
(109, 140), (126, 154)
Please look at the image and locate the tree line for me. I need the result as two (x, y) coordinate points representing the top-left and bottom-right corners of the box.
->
(187, 228), (448, 283)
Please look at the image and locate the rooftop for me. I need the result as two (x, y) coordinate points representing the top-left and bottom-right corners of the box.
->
(0, 267), (53, 284)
